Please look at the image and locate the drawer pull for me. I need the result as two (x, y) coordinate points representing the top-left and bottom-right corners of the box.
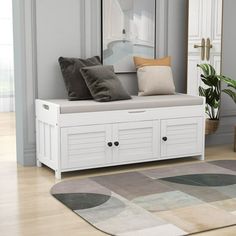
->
(107, 142), (113, 147)
(162, 137), (168, 142)
(114, 141), (119, 147)
(128, 110), (146, 114)
(43, 104), (49, 110)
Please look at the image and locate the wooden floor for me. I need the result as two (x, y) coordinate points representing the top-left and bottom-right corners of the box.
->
(0, 113), (236, 236)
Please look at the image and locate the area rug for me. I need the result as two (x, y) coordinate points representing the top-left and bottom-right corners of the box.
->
(51, 160), (236, 236)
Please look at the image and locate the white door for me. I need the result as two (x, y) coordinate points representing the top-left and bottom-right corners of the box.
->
(160, 118), (203, 158)
(187, 0), (223, 95)
(61, 125), (112, 169)
(112, 121), (159, 164)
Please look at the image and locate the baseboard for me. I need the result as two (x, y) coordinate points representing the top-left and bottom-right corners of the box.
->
(206, 115), (236, 146)
(206, 132), (234, 146)
(23, 145), (36, 166)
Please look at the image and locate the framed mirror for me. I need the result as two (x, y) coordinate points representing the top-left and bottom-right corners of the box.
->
(102, 0), (156, 73)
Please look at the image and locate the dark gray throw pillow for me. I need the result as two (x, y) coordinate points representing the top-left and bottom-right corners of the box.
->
(80, 65), (131, 102)
(58, 56), (101, 100)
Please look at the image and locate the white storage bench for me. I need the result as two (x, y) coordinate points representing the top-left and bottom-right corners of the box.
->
(35, 94), (205, 179)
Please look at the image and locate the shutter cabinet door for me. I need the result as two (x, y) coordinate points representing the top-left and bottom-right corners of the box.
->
(61, 125), (112, 169)
(113, 121), (159, 164)
(161, 117), (203, 158)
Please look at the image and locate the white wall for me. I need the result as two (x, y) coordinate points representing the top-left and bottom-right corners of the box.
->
(36, 0), (101, 99)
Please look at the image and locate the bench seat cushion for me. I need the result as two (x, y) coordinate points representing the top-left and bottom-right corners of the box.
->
(46, 94), (203, 114)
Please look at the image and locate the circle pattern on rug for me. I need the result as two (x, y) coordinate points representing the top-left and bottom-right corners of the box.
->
(161, 174), (236, 186)
(53, 193), (111, 210)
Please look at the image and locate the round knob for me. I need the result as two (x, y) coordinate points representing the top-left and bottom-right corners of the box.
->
(114, 141), (119, 146)
(107, 142), (113, 147)
(162, 137), (168, 142)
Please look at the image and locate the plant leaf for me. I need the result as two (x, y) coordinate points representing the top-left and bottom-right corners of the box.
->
(222, 89), (236, 103)
(220, 76), (236, 90)
(199, 87), (206, 97)
(197, 64), (216, 77)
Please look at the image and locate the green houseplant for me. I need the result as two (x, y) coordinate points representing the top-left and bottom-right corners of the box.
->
(197, 64), (236, 134)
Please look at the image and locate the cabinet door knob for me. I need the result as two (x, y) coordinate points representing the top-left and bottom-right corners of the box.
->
(162, 137), (168, 142)
(107, 142), (113, 147)
(114, 141), (119, 146)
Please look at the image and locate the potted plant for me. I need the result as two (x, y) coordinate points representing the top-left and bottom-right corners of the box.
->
(197, 64), (236, 135)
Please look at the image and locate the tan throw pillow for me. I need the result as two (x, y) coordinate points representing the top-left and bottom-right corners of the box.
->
(137, 66), (176, 96)
(133, 56), (171, 69)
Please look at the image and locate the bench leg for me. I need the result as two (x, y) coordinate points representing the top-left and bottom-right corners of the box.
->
(55, 170), (62, 180)
(37, 159), (42, 167)
(197, 154), (205, 161)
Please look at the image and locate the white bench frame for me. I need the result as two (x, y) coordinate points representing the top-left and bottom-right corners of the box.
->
(36, 97), (205, 179)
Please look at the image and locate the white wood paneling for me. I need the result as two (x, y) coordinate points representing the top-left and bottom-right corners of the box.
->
(211, 0), (223, 41)
(36, 120), (58, 169)
(187, 0), (223, 95)
(187, 56), (201, 95)
(188, 0), (204, 41)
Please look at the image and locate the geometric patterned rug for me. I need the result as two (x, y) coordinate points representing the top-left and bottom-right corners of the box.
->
(51, 160), (236, 236)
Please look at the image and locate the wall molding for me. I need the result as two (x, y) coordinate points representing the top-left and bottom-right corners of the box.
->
(13, 0), (37, 166)
(156, 0), (169, 57)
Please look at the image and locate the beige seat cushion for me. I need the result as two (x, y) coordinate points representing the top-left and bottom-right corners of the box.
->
(46, 94), (203, 114)
(137, 66), (176, 96)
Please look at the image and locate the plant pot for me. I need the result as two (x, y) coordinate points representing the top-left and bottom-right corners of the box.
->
(205, 119), (220, 135)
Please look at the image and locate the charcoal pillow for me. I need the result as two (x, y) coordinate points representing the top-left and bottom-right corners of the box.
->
(58, 56), (101, 100)
(80, 65), (131, 102)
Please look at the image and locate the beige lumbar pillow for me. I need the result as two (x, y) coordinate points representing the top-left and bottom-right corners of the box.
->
(133, 56), (171, 69)
(137, 66), (176, 96)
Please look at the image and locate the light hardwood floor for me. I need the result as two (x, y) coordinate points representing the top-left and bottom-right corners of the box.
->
(0, 113), (236, 236)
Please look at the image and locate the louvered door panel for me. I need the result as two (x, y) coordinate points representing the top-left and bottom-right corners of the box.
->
(161, 118), (203, 158)
(61, 125), (112, 169)
(113, 121), (159, 163)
